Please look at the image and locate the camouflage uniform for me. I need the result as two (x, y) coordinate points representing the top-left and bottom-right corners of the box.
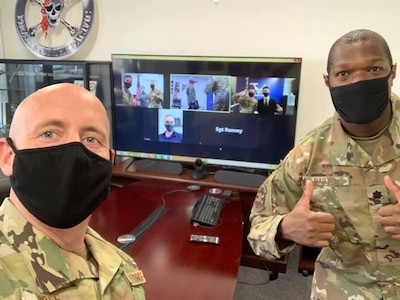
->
(148, 89), (163, 108)
(248, 95), (400, 299)
(122, 87), (133, 106)
(0, 198), (146, 299)
(186, 83), (197, 109)
(204, 78), (228, 111)
(231, 93), (258, 113)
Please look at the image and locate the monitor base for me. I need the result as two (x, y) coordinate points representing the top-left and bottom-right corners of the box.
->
(214, 169), (266, 188)
(130, 159), (183, 175)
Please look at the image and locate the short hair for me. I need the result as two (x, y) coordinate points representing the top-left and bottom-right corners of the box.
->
(123, 74), (132, 79)
(164, 114), (174, 121)
(326, 29), (392, 74)
(262, 86), (270, 90)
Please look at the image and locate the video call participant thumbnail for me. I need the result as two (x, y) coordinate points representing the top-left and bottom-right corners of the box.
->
(159, 114), (183, 143)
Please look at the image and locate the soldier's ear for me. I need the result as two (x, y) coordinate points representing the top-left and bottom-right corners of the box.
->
(390, 63), (397, 82)
(323, 74), (330, 87)
(0, 138), (14, 176)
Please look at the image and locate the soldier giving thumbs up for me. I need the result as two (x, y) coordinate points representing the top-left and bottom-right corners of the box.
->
(379, 175), (400, 240)
(277, 180), (335, 248)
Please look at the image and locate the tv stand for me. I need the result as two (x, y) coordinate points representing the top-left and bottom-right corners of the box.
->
(126, 158), (183, 175)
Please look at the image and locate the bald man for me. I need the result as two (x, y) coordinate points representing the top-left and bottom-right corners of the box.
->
(0, 83), (146, 299)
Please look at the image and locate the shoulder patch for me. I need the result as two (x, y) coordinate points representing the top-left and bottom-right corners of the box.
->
(254, 185), (267, 212)
(126, 270), (146, 286)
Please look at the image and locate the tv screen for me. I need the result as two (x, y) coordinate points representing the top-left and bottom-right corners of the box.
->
(111, 55), (302, 172)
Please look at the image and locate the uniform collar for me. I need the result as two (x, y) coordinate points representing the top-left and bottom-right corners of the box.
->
(330, 96), (400, 167)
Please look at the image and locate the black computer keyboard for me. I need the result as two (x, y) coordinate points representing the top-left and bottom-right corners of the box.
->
(191, 194), (224, 226)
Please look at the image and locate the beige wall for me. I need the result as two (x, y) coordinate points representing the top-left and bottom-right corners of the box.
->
(0, 0), (399, 144)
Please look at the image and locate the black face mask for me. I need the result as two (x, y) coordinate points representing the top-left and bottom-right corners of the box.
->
(248, 93), (254, 97)
(7, 138), (112, 229)
(165, 124), (174, 132)
(329, 73), (391, 124)
(124, 82), (132, 89)
(263, 92), (269, 97)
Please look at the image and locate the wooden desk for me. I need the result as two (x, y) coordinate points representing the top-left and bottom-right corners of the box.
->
(110, 160), (291, 274)
(90, 179), (243, 300)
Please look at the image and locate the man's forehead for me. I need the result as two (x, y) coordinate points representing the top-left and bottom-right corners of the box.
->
(11, 88), (107, 125)
(332, 40), (388, 64)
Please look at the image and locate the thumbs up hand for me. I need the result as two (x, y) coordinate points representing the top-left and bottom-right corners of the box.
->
(279, 180), (335, 248)
(379, 175), (400, 239)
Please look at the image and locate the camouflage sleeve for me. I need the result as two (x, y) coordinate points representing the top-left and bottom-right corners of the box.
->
(155, 90), (163, 102)
(231, 93), (246, 105)
(122, 91), (132, 105)
(231, 93), (239, 104)
(204, 82), (212, 94)
(187, 87), (196, 99)
(247, 133), (315, 260)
